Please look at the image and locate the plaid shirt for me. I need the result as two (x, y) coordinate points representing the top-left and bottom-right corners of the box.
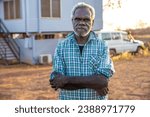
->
(50, 32), (115, 100)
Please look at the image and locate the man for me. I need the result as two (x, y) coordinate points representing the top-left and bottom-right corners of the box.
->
(50, 2), (115, 100)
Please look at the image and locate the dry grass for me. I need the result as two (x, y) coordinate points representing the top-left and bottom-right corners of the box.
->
(134, 35), (150, 40)
(112, 48), (150, 61)
(112, 52), (133, 61)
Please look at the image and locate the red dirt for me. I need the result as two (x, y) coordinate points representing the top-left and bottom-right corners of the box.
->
(0, 56), (150, 100)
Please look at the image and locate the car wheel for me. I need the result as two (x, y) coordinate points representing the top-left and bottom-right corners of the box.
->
(110, 49), (116, 57)
(136, 46), (144, 55)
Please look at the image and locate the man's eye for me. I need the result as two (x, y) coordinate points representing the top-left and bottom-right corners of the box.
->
(83, 18), (90, 22)
(74, 18), (91, 22)
(74, 18), (81, 21)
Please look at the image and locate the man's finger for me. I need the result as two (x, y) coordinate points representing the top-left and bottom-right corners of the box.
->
(55, 87), (58, 91)
(51, 85), (56, 89)
(50, 81), (54, 85)
(49, 78), (54, 82)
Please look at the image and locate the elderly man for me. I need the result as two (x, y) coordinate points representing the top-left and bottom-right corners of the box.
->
(50, 2), (115, 100)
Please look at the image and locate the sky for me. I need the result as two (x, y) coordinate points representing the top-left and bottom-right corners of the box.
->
(103, 0), (150, 30)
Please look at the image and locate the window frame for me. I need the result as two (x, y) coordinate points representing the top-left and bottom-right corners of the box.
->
(3, 0), (21, 20)
(111, 33), (121, 40)
(101, 33), (112, 41)
(41, 0), (61, 18)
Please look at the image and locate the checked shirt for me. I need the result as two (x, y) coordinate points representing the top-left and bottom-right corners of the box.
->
(51, 32), (115, 100)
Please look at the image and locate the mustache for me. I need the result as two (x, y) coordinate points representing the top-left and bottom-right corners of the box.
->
(75, 25), (86, 29)
(75, 23), (86, 26)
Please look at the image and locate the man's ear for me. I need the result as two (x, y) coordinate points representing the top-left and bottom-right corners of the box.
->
(72, 18), (74, 22)
(92, 20), (94, 26)
(71, 18), (74, 25)
(72, 18), (74, 23)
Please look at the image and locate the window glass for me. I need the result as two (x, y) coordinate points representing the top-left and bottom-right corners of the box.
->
(3, 0), (21, 19)
(15, 0), (21, 18)
(112, 33), (121, 40)
(4, 2), (9, 19)
(9, 1), (14, 19)
(122, 33), (128, 40)
(52, 0), (60, 17)
(101, 33), (111, 40)
(41, 0), (60, 18)
(41, 0), (50, 17)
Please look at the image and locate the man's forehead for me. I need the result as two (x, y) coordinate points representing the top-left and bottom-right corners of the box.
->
(74, 7), (91, 17)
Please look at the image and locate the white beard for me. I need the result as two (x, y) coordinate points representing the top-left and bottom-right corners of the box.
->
(73, 30), (90, 37)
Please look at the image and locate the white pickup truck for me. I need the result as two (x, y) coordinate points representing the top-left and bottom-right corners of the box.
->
(96, 31), (144, 57)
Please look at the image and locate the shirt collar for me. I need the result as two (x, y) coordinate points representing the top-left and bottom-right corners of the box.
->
(68, 31), (97, 43)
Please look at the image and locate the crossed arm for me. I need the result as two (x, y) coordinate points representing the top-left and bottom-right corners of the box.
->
(50, 41), (114, 96)
(49, 72), (109, 96)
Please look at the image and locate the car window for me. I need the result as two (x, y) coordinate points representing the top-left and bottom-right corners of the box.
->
(101, 33), (111, 40)
(122, 33), (130, 41)
(112, 33), (121, 40)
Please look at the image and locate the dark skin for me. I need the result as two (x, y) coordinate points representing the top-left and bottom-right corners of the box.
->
(50, 7), (109, 96)
(72, 7), (94, 43)
(50, 72), (109, 96)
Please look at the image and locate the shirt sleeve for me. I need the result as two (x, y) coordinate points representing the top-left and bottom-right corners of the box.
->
(95, 42), (115, 78)
(50, 42), (65, 79)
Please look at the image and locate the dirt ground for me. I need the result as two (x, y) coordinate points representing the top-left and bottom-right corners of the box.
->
(0, 56), (150, 100)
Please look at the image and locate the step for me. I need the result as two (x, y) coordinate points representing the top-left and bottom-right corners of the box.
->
(0, 52), (16, 58)
(1, 54), (16, 59)
(6, 56), (16, 60)
(0, 38), (19, 64)
(0, 58), (19, 65)
(0, 48), (13, 54)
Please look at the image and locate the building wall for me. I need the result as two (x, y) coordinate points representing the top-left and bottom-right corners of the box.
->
(0, 0), (103, 33)
(0, 0), (26, 33)
(16, 38), (60, 64)
(0, 1), (3, 19)
(0, 0), (103, 64)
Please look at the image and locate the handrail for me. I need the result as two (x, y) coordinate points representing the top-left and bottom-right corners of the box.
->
(0, 18), (20, 62)
(0, 45), (6, 59)
(0, 44), (7, 65)
(5, 36), (20, 60)
(0, 19), (9, 33)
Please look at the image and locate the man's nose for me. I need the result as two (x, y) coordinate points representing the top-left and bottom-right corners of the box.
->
(78, 19), (86, 24)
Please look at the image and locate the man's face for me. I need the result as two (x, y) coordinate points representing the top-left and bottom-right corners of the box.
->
(72, 7), (94, 37)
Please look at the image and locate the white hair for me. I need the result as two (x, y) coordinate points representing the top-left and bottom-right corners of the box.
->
(71, 2), (95, 20)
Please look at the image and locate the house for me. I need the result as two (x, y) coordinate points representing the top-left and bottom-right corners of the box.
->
(0, 0), (103, 64)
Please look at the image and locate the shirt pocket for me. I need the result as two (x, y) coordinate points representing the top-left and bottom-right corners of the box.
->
(89, 54), (102, 71)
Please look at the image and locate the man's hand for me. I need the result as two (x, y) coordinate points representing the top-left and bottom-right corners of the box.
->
(49, 72), (109, 96)
(95, 87), (109, 96)
(49, 72), (67, 90)
(90, 74), (109, 96)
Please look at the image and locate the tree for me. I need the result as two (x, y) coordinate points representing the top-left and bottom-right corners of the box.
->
(104, 0), (122, 9)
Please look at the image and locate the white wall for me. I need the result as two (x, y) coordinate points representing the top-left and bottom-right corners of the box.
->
(40, 0), (103, 32)
(0, 0), (26, 33)
(0, 1), (3, 19)
(16, 38), (60, 64)
(1, 0), (103, 33)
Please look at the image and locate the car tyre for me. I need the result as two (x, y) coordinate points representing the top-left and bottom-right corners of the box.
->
(110, 49), (116, 57)
(136, 46), (144, 56)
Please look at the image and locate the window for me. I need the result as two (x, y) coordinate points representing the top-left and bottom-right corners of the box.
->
(41, 0), (60, 18)
(4, 0), (21, 19)
(112, 33), (121, 40)
(101, 33), (111, 40)
(122, 33), (128, 40)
